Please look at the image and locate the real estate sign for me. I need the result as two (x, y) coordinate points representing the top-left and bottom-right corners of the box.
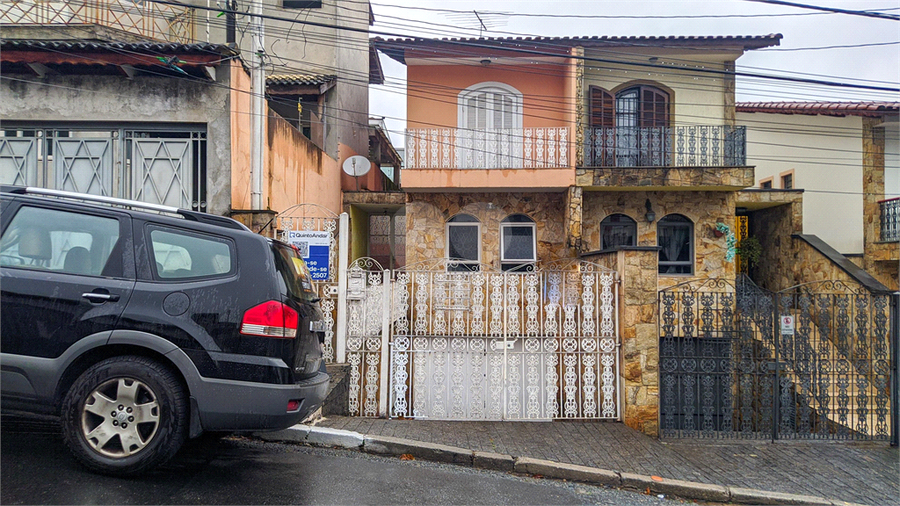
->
(287, 231), (330, 280)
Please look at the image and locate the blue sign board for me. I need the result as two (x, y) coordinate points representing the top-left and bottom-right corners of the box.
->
(287, 231), (330, 280)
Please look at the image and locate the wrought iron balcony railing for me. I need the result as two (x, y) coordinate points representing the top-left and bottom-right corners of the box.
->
(879, 197), (899, 242)
(583, 125), (746, 168)
(1, 0), (195, 43)
(405, 127), (569, 170)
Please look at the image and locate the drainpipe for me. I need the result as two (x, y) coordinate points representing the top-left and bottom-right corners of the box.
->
(250, 0), (265, 210)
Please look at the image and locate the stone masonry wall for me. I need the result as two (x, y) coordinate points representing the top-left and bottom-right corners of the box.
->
(583, 191), (737, 289)
(405, 192), (573, 267)
(862, 119), (899, 290)
(617, 249), (660, 436)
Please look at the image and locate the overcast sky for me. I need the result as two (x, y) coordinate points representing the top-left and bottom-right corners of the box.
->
(367, 0), (900, 143)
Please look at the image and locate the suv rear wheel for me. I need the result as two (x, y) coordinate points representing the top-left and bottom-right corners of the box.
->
(61, 356), (188, 475)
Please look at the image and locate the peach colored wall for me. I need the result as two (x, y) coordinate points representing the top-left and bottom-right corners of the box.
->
(230, 64), (253, 210)
(407, 64), (571, 130)
(402, 168), (574, 191)
(267, 114), (342, 215)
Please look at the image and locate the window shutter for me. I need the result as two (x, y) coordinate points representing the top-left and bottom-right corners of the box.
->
(589, 87), (614, 128)
(640, 87), (668, 128)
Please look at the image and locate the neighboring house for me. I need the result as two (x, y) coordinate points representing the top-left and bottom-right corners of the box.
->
(738, 102), (899, 290)
(372, 34), (782, 434)
(0, 0), (380, 224)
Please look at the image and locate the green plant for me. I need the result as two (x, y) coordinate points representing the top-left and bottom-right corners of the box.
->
(737, 236), (762, 268)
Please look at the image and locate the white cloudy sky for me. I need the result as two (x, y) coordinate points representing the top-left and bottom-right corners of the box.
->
(367, 0), (900, 142)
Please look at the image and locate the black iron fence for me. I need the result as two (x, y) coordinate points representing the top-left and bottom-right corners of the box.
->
(659, 276), (896, 442)
(583, 125), (746, 168)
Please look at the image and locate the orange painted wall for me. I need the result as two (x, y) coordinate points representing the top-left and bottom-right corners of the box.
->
(230, 63), (253, 209)
(267, 115), (342, 215)
(407, 63), (572, 130)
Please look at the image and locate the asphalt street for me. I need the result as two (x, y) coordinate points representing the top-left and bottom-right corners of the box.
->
(0, 415), (689, 505)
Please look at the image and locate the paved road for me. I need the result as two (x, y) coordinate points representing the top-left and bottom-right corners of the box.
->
(1, 416), (684, 505)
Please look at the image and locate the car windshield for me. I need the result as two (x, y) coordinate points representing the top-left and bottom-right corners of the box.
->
(271, 241), (318, 302)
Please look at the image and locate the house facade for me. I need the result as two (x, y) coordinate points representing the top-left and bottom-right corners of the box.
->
(371, 34), (783, 434)
(1, 0), (379, 224)
(738, 102), (899, 291)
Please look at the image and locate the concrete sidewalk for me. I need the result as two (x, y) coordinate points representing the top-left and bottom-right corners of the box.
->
(256, 416), (899, 505)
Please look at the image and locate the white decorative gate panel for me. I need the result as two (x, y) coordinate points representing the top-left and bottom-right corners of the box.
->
(386, 259), (619, 421)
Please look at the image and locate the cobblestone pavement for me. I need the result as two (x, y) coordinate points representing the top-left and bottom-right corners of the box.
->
(315, 417), (899, 505)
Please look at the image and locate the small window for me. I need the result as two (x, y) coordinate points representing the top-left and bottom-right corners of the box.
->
(759, 177), (773, 189)
(658, 214), (693, 275)
(600, 214), (637, 250)
(0, 205), (120, 276)
(781, 172), (793, 190)
(500, 214), (536, 272)
(446, 214), (480, 272)
(150, 227), (233, 280)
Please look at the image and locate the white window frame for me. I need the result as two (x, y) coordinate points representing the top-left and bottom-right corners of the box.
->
(446, 214), (481, 271)
(500, 215), (536, 271)
(457, 82), (524, 131)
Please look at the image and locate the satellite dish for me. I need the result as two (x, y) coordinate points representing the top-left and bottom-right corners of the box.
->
(342, 155), (371, 177)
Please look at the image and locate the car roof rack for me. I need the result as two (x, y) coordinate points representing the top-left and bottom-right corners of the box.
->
(2, 186), (250, 232)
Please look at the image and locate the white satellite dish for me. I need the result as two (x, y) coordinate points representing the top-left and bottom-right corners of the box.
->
(342, 155), (371, 177)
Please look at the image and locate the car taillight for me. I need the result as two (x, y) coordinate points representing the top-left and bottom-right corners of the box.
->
(241, 301), (299, 338)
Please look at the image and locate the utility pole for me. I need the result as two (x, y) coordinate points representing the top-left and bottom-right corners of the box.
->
(250, 0), (265, 210)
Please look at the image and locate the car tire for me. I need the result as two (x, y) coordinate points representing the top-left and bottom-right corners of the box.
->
(61, 356), (188, 475)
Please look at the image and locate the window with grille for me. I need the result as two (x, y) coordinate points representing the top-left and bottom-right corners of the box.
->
(446, 214), (480, 272)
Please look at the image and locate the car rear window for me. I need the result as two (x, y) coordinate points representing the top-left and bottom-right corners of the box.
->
(272, 241), (318, 302)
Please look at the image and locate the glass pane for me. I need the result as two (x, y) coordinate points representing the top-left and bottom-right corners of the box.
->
(0, 206), (119, 276)
(448, 224), (478, 262)
(150, 228), (232, 279)
(502, 225), (534, 261)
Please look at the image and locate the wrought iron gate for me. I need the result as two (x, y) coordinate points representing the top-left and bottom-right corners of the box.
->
(659, 277), (895, 440)
(343, 258), (620, 421)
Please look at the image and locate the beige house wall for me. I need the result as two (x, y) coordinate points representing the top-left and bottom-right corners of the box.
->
(582, 50), (733, 127)
(740, 112), (865, 255)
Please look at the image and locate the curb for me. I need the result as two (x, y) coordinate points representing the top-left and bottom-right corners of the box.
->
(254, 425), (867, 506)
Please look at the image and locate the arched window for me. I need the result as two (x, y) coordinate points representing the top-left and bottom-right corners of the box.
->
(458, 82), (523, 131)
(446, 214), (480, 272)
(600, 214), (637, 250)
(457, 83), (524, 169)
(587, 84), (670, 166)
(657, 214), (693, 274)
(500, 214), (536, 272)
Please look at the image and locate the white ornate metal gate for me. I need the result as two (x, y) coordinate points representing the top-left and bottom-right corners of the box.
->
(342, 258), (620, 421)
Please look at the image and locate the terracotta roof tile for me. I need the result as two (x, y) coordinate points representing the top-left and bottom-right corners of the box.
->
(736, 101), (899, 117)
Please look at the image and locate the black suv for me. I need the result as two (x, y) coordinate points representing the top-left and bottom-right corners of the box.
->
(0, 186), (329, 475)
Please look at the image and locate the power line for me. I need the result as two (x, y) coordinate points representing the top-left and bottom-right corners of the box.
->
(141, 0), (900, 93)
(745, 0), (900, 21)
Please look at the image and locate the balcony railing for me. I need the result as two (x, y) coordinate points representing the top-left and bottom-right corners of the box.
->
(880, 197), (899, 242)
(583, 125), (746, 168)
(1, 0), (195, 43)
(405, 127), (569, 170)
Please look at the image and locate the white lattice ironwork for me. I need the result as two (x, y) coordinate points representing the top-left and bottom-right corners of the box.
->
(277, 204), (340, 363)
(405, 127), (570, 170)
(386, 258), (619, 421)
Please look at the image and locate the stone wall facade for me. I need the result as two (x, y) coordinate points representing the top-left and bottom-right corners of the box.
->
(862, 119), (899, 290)
(583, 190), (737, 289)
(405, 192), (574, 268)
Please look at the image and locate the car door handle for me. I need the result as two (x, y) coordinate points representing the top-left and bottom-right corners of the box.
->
(82, 292), (120, 303)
